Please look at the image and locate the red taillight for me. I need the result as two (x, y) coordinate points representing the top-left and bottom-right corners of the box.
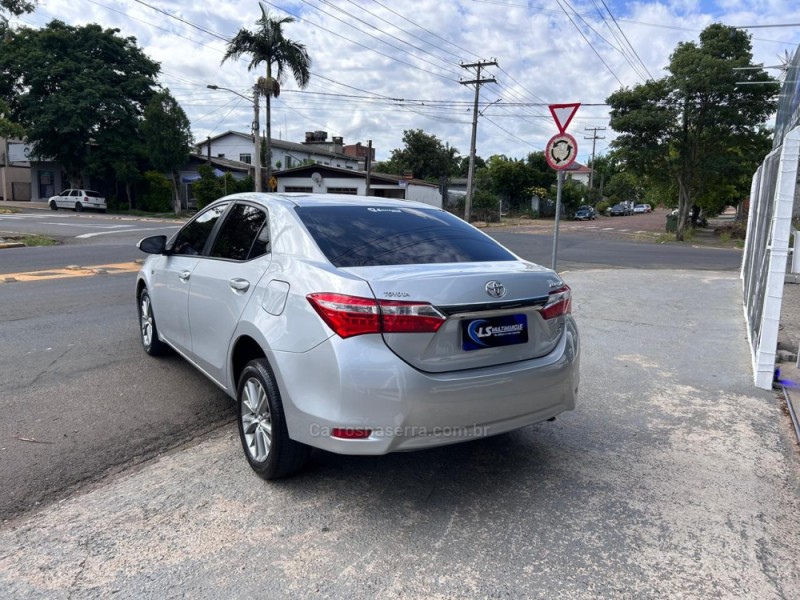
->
(306, 293), (380, 338)
(541, 284), (572, 319)
(306, 293), (445, 338)
(331, 427), (372, 439)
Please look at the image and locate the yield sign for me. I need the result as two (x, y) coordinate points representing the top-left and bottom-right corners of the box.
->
(548, 103), (581, 134)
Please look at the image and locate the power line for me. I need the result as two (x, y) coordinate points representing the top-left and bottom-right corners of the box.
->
(598, 0), (653, 80)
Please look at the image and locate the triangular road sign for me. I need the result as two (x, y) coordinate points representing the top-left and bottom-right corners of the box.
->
(549, 103), (581, 134)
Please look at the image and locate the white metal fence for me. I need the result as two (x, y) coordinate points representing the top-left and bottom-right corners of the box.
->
(742, 126), (800, 389)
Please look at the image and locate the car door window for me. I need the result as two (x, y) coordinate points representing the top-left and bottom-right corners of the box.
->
(172, 203), (229, 256)
(69, 190), (81, 197)
(210, 203), (269, 261)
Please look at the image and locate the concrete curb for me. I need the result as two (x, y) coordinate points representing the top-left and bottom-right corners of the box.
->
(0, 242), (25, 249)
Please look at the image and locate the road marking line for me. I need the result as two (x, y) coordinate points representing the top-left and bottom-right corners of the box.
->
(42, 223), (131, 229)
(76, 226), (177, 239)
(602, 227), (614, 230)
(1, 262), (141, 283)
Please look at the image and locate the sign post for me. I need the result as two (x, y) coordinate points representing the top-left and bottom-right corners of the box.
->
(546, 103), (580, 271)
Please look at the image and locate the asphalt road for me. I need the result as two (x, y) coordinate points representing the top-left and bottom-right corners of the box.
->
(0, 208), (742, 522)
(2, 269), (797, 598)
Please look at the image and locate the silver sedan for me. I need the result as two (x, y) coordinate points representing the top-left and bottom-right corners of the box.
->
(136, 194), (580, 479)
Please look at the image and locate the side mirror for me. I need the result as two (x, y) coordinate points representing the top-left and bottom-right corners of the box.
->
(137, 235), (167, 254)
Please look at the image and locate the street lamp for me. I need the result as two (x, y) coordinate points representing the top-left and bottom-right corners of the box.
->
(206, 84), (262, 192)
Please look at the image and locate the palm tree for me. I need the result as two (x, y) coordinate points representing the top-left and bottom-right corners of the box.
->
(222, 4), (311, 189)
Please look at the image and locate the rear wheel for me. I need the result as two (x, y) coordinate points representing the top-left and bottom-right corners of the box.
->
(49, 201), (58, 211)
(74, 202), (83, 212)
(138, 288), (167, 356)
(237, 359), (310, 480)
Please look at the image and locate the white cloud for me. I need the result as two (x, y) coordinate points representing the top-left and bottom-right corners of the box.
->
(10, 0), (800, 163)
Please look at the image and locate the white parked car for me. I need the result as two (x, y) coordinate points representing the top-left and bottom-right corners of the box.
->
(48, 189), (107, 212)
(135, 193), (581, 479)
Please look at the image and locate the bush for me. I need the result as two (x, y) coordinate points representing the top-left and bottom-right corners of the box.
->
(194, 165), (255, 209)
(597, 201), (609, 215)
(472, 189), (500, 222)
(140, 171), (172, 212)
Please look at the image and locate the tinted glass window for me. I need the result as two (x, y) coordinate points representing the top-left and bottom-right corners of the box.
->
(295, 206), (515, 267)
(211, 203), (269, 261)
(172, 203), (228, 256)
(85, 190), (102, 198)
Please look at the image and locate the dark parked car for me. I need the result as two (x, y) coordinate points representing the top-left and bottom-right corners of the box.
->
(574, 206), (595, 221)
(609, 203), (630, 217)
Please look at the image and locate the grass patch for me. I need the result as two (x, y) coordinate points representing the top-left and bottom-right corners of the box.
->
(0, 207), (20, 215)
(18, 234), (58, 247)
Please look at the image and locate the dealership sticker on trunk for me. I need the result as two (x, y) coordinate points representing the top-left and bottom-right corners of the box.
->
(462, 314), (528, 351)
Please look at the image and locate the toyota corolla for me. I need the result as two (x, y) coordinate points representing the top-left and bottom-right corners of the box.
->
(136, 194), (580, 479)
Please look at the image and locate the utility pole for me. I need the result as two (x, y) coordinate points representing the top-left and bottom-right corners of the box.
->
(365, 139), (373, 196)
(460, 59), (497, 222)
(584, 127), (606, 191)
(253, 86), (262, 193)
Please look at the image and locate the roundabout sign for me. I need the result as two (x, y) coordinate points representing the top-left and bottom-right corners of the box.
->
(545, 132), (578, 171)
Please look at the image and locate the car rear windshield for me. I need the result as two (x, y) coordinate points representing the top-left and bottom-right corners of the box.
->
(295, 205), (516, 267)
(85, 190), (103, 198)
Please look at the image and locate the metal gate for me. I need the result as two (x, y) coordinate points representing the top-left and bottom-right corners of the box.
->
(742, 126), (800, 389)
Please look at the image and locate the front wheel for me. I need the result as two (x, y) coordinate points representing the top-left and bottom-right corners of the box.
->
(237, 359), (310, 480)
(138, 289), (168, 356)
(49, 201), (58, 211)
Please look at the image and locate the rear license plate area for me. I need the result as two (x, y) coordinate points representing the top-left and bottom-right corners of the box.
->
(461, 314), (528, 351)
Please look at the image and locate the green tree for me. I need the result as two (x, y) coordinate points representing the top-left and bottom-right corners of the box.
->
(141, 90), (193, 213)
(0, 0), (35, 30)
(458, 155), (485, 177)
(0, 20), (159, 186)
(487, 155), (535, 211)
(382, 129), (460, 181)
(607, 23), (775, 240)
(222, 4), (311, 187)
(0, 98), (23, 139)
(193, 165), (254, 209)
(526, 151), (557, 189)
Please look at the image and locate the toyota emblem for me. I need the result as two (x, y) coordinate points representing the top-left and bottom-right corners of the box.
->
(485, 281), (506, 298)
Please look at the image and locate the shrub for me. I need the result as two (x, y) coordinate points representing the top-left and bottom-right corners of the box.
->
(140, 171), (172, 212)
(597, 201), (609, 215)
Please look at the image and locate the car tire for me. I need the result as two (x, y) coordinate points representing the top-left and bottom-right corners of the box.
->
(237, 359), (311, 480)
(138, 288), (168, 356)
(49, 201), (58, 211)
(74, 202), (83, 212)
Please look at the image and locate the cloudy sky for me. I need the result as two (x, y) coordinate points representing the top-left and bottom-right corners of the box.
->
(11, 0), (800, 163)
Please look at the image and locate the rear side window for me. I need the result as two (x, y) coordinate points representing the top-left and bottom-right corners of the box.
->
(295, 206), (515, 267)
(211, 203), (269, 261)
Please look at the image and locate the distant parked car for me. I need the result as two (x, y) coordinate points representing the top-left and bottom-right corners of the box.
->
(633, 204), (649, 214)
(574, 206), (596, 221)
(48, 189), (107, 212)
(609, 203), (630, 216)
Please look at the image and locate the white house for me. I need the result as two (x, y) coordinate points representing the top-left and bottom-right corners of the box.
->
(275, 164), (442, 208)
(196, 131), (362, 173)
(564, 162), (592, 186)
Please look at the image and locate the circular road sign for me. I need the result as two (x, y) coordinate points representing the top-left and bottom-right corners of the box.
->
(545, 133), (578, 170)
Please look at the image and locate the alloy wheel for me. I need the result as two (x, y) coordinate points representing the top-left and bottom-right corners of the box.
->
(241, 377), (272, 462)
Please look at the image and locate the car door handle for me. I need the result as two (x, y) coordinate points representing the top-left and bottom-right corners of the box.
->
(179, 270), (191, 282)
(229, 278), (250, 292)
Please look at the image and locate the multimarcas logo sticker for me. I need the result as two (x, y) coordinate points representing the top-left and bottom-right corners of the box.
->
(462, 314), (528, 351)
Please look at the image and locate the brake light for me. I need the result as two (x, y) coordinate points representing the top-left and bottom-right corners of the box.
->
(541, 284), (572, 319)
(307, 293), (445, 338)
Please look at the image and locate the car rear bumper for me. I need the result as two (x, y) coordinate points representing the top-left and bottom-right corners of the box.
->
(271, 317), (579, 455)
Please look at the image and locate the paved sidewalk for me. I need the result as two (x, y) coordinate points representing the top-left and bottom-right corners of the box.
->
(0, 269), (798, 599)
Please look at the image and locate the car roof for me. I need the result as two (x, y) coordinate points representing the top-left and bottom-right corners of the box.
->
(210, 192), (439, 211)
